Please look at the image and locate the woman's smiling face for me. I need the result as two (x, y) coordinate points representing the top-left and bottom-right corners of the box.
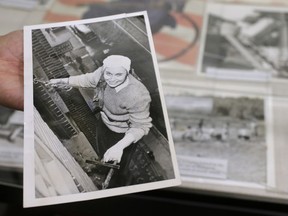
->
(104, 66), (128, 88)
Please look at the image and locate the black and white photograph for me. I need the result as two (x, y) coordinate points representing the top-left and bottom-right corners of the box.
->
(23, 11), (180, 207)
(197, 2), (288, 81)
(0, 106), (23, 188)
(164, 86), (274, 189)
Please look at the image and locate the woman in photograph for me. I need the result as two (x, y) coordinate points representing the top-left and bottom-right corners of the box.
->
(49, 55), (155, 188)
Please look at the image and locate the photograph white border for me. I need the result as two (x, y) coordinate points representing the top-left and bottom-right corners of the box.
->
(23, 11), (181, 208)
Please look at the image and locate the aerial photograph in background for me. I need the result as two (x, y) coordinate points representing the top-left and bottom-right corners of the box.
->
(198, 2), (288, 81)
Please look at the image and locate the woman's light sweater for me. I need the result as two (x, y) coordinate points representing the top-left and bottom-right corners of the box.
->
(68, 67), (152, 143)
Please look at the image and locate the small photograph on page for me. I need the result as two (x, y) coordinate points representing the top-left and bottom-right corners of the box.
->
(164, 85), (273, 190)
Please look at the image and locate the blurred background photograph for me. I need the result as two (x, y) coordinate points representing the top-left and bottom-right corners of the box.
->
(0, 106), (23, 188)
(165, 88), (268, 187)
(198, 2), (288, 81)
(24, 12), (180, 207)
(41, 0), (205, 74)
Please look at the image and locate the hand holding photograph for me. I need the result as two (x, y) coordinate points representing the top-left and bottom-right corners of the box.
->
(23, 11), (180, 207)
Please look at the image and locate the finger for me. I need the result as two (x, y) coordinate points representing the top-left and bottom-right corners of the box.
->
(103, 153), (111, 163)
(103, 149), (110, 159)
(103, 155), (109, 163)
